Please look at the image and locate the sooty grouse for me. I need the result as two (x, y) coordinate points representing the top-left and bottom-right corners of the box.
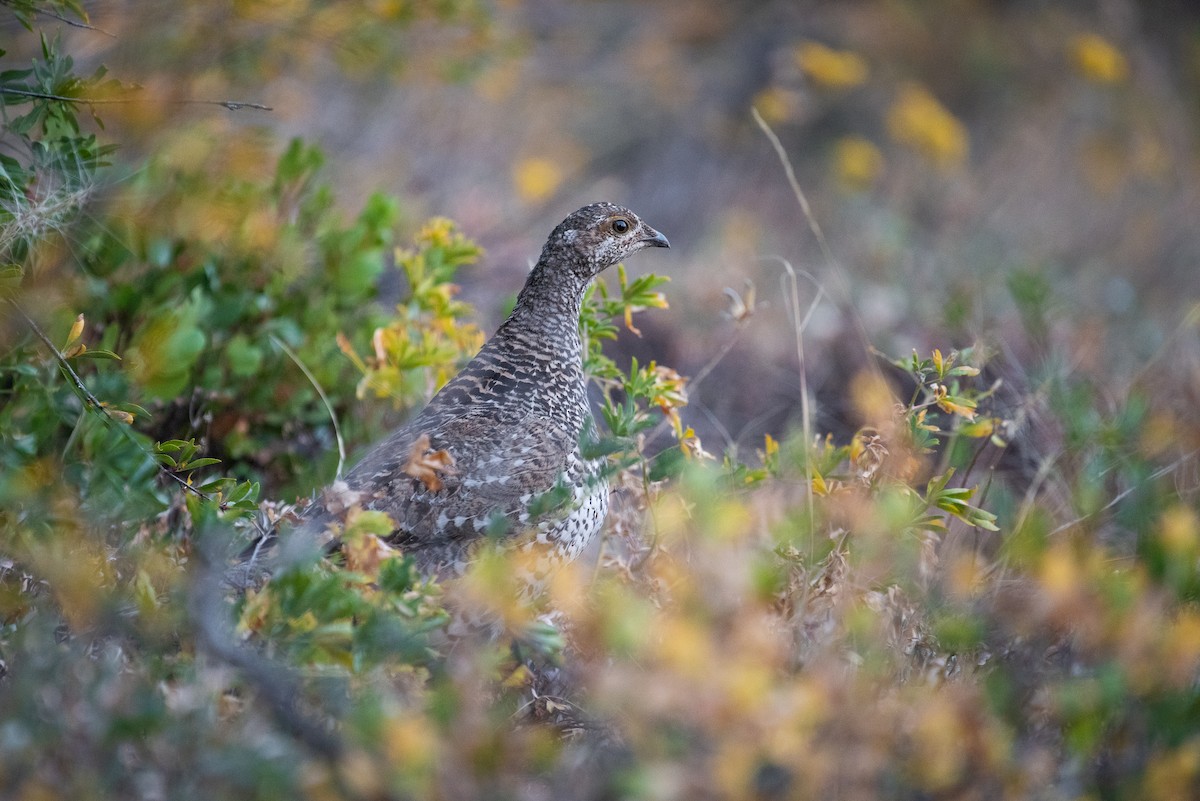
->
(257, 203), (669, 585)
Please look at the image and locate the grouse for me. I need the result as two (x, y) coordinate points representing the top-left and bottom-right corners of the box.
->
(253, 203), (669, 585)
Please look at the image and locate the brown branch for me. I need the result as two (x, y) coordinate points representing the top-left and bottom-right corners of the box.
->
(0, 86), (272, 112)
(192, 533), (409, 801)
(190, 538), (346, 761)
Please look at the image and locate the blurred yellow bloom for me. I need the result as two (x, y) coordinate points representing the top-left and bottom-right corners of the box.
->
(512, 157), (563, 204)
(910, 696), (967, 790)
(795, 41), (869, 89)
(1160, 506), (1199, 555)
(416, 217), (456, 248)
(1071, 33), (1128, 84)
(368, 0), (408, 20)
(235, 0), (310, 23)
(886, 84), (969, 169)
(654, 615), (714, 675)
(1039, 544), (1082, 600)
(833, 135), (884, 189)
(382, 717), (435, 768)
(751, 86), (797, 124)
(850, 370), (896, 427)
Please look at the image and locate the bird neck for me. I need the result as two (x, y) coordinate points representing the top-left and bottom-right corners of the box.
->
(500, 259), (591, 350)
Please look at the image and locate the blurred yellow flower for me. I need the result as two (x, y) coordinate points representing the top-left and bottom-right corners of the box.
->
(1071, 33), (1128, 84)
(1160, 506), (1199, 555)
(416, 216), (456, 248)
(367, 0), (408, 20)
(886, 83), (969, 169)
(833, 135), (885, 189)
(512, 157), (563, 203)
(382, 717), (435, 769)
(751, 86), (797, 124)
(795, 41), (869, 89)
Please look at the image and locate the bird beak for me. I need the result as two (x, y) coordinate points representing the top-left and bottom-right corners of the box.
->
(643, 228), (671, 249)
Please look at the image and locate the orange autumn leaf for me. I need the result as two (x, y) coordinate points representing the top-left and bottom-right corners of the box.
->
(403, 434), (457, 491)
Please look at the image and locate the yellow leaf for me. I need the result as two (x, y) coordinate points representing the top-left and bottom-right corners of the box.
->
(237, 588), (272, 636)
(679, 426), (713, 461)
(959, 418), (996, 438)
(1160, 506), (1199, 555)
(336, 331), (368, 372)
(66, 313), (85, 346)
(101, 403), (135, 425)
(342, 530), (396, 578)
(623, 304), (641, 337)
(501, 663), (533, 688)
(291, 611), (319, 634)
(416, 217), (456, 248)
(936, 396), (977, 420)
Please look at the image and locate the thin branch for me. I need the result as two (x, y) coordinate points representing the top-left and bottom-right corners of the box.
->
(687, 320), (744, 392)
(643, 320), (744, 447)
(751, 107), (879, 370)
(775, 256), (822, 547)
(752, 107), (835, 268)
(7, 298), (215, 504)
(1049, 450), (1199, 536)
(0, 86), (272, 112)
(191, 536), (348, 762)
(271, 335), (346, 479)
(0, 0), (117, 36)
(8, 298), (102, 409)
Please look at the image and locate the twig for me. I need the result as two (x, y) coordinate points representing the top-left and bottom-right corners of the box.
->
(191, 535), (347, 762)
(8, 299), (102, 408)
(751, 107), (879, 369)
(643, 321), (744, 447)
(766, 256), (826, 544)
(7, 298), (215, 504)
(271, 334), (346, 479)
(687, 321), (743, 392)
(1049, 450), (1199, 536)
(0, 0), (117, 36)
(0, 86), (272, 112)
(751, 107), (835, 267)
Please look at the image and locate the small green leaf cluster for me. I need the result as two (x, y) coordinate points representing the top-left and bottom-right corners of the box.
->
(237, 547), (446, 673)
(580, 264), (705, 481)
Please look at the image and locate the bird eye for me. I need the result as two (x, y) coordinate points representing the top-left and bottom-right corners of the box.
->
(612, 218), (630, 233)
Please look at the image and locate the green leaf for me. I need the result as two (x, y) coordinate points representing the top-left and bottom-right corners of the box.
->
(75, 349), (120, 360)
(648, 447), (686, 482)
(181, 457), (221, 470)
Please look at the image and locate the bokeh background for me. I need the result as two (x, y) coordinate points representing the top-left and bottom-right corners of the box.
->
(5, 3), (1200, 800)
(15, 0), (1199, 461)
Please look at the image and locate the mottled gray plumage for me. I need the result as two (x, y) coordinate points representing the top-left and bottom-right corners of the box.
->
(291, 203), (668, 581)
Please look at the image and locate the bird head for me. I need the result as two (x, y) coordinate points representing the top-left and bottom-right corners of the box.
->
(543, 202), (670, 278)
